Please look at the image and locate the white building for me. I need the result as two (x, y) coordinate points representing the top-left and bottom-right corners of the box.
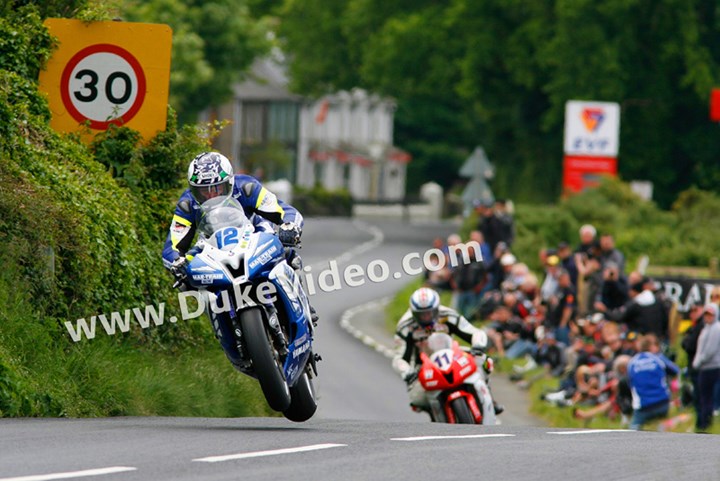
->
(206, 58), (410, 201)
(297, 89), (410, 201)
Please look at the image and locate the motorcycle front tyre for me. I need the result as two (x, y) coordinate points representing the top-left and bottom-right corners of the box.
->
(283, 371), (317, 422)
(450, 397), (476, 424)
(240, 307), (291, 412)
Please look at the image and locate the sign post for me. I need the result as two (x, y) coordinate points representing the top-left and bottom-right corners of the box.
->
(562, 100), (620, 194)
(38, 19), (172, 141)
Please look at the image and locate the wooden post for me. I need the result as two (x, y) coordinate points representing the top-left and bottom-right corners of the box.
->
(710, 257), (718, 278)
(577, 273), (588, 317)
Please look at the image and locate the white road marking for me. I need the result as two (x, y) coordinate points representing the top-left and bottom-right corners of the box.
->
(306, 220), (384, 271)
(192, 443), (347, 463)
(0, 466), (136, 481)
(391, 434), (515, 441)
(547, 429), (634, 435)
(339, 297), (395, 358)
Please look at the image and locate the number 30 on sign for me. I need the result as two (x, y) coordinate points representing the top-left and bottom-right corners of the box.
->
(39, 19), (171, 141)
(61, 44), (146, 130)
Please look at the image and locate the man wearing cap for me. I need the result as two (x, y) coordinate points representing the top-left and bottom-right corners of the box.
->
(692, 303), (720, 432)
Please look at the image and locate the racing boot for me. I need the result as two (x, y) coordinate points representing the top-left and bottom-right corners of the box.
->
(310, 305), (319, 327)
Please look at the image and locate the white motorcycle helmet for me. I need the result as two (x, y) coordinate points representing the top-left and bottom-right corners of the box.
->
(409, 287), (440, 327)
(187, 152), (234, 205)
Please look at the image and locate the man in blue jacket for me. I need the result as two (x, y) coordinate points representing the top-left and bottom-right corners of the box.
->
(162, 152), (315, 368)
(627, 333), (679, 430)
(162, 151), (304, 269)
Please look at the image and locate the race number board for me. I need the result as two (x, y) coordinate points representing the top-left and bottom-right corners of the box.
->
(38, 19), (172, 140)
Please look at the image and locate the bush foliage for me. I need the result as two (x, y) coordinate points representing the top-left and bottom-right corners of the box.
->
(0, 3), (271, 417)
(464, 178), (720, 273)
(293, 185), (353, 217)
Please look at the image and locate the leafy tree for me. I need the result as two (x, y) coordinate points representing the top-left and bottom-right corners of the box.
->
(122, 0), (270, 123)
(275, 0), (720, 205)
(277, 0), (357, 94)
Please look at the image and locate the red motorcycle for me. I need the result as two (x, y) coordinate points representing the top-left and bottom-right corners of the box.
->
(416, 333), (496, 424)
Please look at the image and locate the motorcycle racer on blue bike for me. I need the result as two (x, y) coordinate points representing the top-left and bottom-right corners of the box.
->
(162, 151), (304, 271)
(162, 151), (317, 369)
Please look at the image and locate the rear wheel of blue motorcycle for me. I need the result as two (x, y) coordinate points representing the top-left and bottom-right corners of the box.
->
(450, 398), (475, 424)
(283, 371), (317, 422)
(240, 307), (291, 412)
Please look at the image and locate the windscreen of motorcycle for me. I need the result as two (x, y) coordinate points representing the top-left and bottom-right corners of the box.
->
(427, 332), (453, 352)
(198, 197), (252, 250)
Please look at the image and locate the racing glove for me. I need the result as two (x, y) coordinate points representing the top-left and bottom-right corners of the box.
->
(402, 370), (418, 385)
(170, 256), (188, 288)
(471, 331), (489, 354)
(278, 222), (302, 246)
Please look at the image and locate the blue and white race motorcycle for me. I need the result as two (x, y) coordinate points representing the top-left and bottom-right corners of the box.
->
(178, 197), (318, 422)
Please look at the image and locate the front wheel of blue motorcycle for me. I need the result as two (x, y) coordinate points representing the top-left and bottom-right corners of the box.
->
(283, 371), (317, 422)
(240, 307), (291, 412)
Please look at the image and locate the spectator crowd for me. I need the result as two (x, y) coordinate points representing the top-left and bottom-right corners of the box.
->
(423, 199), (720, 432)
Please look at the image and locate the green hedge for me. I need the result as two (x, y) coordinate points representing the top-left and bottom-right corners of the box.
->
(463, 178), (720, 273)
(0, 4), (271, 417)
(293, 185), (353, 217)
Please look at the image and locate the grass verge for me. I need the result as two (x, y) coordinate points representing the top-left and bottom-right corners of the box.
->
(0, 272), (275, 418)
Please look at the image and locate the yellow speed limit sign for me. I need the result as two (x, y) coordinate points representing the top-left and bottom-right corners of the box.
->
(38, 19), (172, 140)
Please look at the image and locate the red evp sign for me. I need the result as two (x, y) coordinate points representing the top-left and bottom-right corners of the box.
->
(563, 101), (620, 194)
(562, 156), (617, 193)
(710, 88), (720, 122)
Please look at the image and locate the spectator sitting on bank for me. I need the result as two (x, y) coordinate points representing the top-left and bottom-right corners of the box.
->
(534, 328), (566, 377)
(486, 305), (525, 358)
(563, 314), (607, 404)
(627, 333), (680, 430)
(594, 261), (629, 312)
(514, 276), (541, 320)
(620, 330), (640, 355)
(490, 251), (516, 291)
(603, 277), (669, 342)
(574, 354), (633, 424)
(600, 321), (635, 363)
(502, 261), (529, 293)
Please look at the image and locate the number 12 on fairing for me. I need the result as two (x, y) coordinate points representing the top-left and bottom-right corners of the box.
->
(215, 227), (239, 249)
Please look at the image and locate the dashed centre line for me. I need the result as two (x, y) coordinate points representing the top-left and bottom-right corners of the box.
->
(0, 466), (137, 481)
(392, 434), (516, 441)
(547, 429), (634, 435)
(192, 443), (348, 463)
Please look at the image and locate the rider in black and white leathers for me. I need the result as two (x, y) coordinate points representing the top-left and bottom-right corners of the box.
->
(392, 304), (494, 413)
